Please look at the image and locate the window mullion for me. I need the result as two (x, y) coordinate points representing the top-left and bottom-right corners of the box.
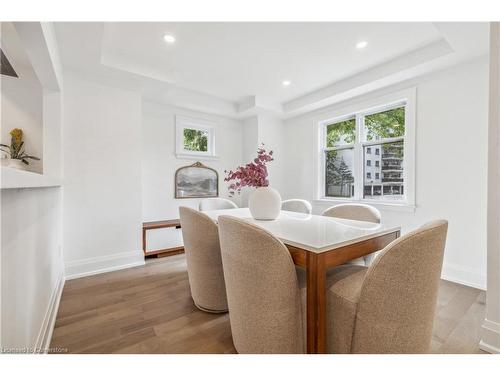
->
(354, 113), (364, 201)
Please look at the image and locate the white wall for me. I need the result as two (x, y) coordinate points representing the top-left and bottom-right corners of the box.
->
(242, 116), (259, 164)
(257, 113), (285, 194)
(142, 101), (243, 221)
(480, 22), (500, 354)
(1, 187), (63, 351)
(62, 73), (144, 278)
(283, 58), (489, 289)
(238, 113), (285, 206)
(1, 21), (64, 353)
(1, 75), (43, 173)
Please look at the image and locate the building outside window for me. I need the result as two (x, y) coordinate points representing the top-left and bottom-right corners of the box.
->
(367, 147), (371, 154)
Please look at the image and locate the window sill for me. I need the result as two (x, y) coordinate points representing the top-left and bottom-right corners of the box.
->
(313, 198), (416, 213)
(175, 153), (219, 161)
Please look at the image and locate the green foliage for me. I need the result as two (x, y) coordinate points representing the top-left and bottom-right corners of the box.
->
(382, 141), (404, 159)
(183, 128), (208, 152)
(0, 142), (40, 165)
(326, 107), (405, 146)
(365, 107), (405, 140)
(326, 118), (355, 147)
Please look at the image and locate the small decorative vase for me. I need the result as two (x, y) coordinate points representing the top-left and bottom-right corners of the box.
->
(6, 159), (26, 170)
(248, 186), (282, 220)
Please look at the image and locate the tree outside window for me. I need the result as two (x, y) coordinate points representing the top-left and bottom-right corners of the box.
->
(183, 128), (208, 152)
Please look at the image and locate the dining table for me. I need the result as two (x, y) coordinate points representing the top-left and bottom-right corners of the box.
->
(202, 207), (401, 354)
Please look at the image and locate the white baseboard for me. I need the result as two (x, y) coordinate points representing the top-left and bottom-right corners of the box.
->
(65, 251), (145, 280)
(34, 270), (65, 354)
(479, 319), (500, 353)
(441, 262), (486, 290)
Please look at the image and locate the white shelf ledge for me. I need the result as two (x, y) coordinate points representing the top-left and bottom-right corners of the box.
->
(1, 166), (61, 189)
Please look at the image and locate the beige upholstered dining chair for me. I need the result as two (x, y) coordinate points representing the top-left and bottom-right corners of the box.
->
(199, 198), (238, 211)
(322, 203), (381, 223)
(322, 203), (381, 266)
(281, 199), (312, 214)
(179, 206), (228, 313)
(218, 215), (306, 353)
(327, 220), (448, 353)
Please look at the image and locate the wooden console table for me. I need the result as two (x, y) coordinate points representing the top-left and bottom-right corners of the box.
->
(142, 219), (184, 258)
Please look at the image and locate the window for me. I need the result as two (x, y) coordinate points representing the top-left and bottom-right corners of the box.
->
(318, 90), (415, 206)
(176, 115), (217, 159)
(323, 118), (355, 198)
(362, 106), (405, 200)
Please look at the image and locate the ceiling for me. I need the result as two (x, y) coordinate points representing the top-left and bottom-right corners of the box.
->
(53, 22), (489, 118)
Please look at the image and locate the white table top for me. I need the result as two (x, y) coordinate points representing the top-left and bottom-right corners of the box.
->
(202, 208), (400, 253)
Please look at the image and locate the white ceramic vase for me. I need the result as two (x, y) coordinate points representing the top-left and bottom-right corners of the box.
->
(2, 159), (26, 170)
(248, 186), (282, 220)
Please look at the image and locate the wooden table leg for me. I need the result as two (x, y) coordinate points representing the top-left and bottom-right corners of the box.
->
(306, 252), (326, 354)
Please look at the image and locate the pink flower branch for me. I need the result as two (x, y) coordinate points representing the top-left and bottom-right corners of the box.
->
(224, 144), (274, 196)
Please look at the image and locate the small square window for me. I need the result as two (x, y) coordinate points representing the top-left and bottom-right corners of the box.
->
(366, 160), (371, 166)
(176, 115), (217, 159)
(375, 148), (380, 155)
(367, 172), (371, 179)
(367, 147), (371, 154)
(375, 160), (380, 167)
(375, 172), (380, 179)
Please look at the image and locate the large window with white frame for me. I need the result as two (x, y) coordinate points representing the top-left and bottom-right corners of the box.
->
(318, 94), (414, 206)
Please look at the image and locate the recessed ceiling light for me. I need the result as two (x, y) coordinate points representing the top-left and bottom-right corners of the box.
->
(163, 34), (176, 44)
(356, 41), (368, 49)
(282, 80), (291, 86)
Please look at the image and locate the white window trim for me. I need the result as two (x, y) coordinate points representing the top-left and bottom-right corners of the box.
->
(175, 115), (218, 160)
(313, 88), (416, 211)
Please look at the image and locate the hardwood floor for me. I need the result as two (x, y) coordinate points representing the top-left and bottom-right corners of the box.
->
(50, 254), (487, 354)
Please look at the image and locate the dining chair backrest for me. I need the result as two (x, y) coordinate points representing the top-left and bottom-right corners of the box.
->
(322, 203), (381, 223)
(179, 206), (228, 312)
(217, 215), (304, 353)
(281, 199), (312, 214)
(199, 198), (238, 211)
(352, 220), (448, 353)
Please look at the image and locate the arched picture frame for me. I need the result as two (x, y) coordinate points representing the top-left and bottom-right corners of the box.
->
(175, 162), (219, 199)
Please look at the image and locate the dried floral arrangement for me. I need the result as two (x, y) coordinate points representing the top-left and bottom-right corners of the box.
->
(224, 144), (274, 196)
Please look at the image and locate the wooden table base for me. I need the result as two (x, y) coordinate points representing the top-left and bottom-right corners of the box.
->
(288, 230), (400, 354)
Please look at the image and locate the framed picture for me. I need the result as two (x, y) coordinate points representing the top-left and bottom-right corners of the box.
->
(175, 162), (219, 199)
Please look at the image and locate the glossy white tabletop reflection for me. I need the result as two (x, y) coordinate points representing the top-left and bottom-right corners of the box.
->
(202, 208), (400, 253)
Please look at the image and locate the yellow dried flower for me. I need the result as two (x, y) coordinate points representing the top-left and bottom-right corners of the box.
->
(10, 128), (23, 145)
